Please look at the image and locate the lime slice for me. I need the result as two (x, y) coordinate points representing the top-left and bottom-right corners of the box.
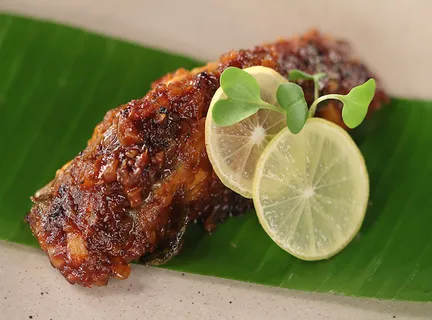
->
(205, 66), (287, 198)
(253, 118), (369, 260)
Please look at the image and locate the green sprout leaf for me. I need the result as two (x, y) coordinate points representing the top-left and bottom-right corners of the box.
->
(276, 83), (308, 134)
(340, 78), (376, 128)
(289, 69), (326, 101)
(212, 99), (263, 126)
(288, 69), (326, 82)
(212, 67), (281, 126)
(220, 67), (261, 101)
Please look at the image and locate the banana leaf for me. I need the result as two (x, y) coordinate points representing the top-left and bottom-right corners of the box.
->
(1, 14), (431, 302)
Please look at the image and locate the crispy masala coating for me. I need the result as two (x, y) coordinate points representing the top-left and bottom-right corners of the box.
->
(26, 31), (387, 287)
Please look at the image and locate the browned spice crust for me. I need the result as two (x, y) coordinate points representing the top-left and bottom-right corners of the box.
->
(26, 30), (388, 287)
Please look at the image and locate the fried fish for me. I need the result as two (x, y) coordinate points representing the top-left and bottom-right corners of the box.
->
(26, 31), (387, 286)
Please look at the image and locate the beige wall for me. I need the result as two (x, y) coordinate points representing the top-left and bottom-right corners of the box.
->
(2, 0), (431, 99)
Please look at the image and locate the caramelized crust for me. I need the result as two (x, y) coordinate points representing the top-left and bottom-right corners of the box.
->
(27, 30), (387, 286)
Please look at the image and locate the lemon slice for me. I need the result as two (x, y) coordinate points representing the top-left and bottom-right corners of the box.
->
(205, 66), (287, 198)
(253, 118), (369, 260)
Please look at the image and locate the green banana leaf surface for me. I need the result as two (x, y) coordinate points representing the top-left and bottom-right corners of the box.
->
(1, 14), (432, 302)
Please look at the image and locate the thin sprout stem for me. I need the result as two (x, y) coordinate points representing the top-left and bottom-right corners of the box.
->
(308, 94), (341, 118)
(313, 80), (319, 101)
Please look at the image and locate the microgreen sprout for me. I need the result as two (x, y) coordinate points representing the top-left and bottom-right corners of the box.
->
(307, 78), (376, 128)
(212, 67), (375, 133)
(288, 69), (326, 101)
(212, 67), (282, 126)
